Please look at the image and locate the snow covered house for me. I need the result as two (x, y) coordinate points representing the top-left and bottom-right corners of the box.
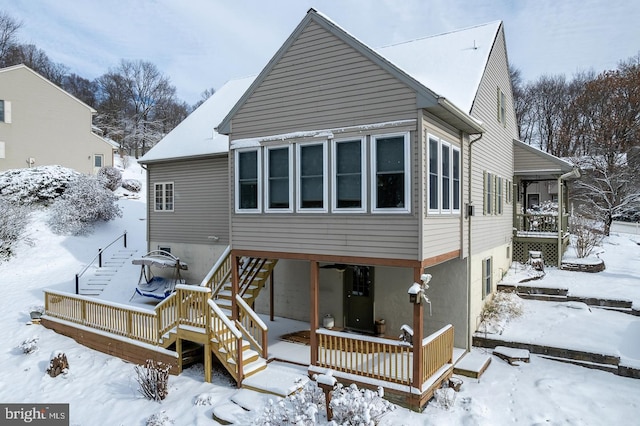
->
(0, 64), (114, 174)
(42, 9), (519, 410)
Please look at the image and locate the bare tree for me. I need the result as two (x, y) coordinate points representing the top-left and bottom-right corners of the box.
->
(4, 43), (68, 85)
(62, 73), (99, 107)
(191, 87), (216, 110)
(0, 11), (22, 65)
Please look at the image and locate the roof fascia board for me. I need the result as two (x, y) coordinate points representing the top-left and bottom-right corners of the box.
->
(139, 151), (229, 165)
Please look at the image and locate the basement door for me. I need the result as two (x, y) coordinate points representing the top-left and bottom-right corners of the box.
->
(344, 266), (374, 333)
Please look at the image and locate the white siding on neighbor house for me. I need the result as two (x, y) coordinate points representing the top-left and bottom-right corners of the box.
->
(0, 65), (113, 174)
(229, 20), (424, 261)
(468, 27), (517, 256)
(147, 156), (229, 246)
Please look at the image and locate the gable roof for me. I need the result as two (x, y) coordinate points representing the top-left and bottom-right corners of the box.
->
(139, 75), (255, 163)
(0, 64), (97, 113)
(217, 8), (492, 136)
(376, 21), (502, 113)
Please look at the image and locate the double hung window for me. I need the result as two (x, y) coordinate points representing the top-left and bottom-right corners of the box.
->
(236, 149), (261, 212)
(428, 134), (460, 214)
(265, 146), (292, 212)
(372, 133), (410, 213)
(297, 142), (327, 211)
(333, 138), (365, 212)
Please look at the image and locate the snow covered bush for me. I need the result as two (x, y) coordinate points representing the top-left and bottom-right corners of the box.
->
(0, 199), (30, 261)
(145, 411), (174, 426)
(570, 214), (604, 258)
(0, 165), (79, 205)
(478, 291), (524, 334)
(121, 178), (142, 192)
(18, 336), (39, 354)
(97, 166), (122, 191)
(254, 379), (325, 425)
(48, 175), (122, 235)
(329, 383), (395, 425)
(433, 386), (456, 410)
(135, 360), (170, 401)
(46, 351), (69, 378)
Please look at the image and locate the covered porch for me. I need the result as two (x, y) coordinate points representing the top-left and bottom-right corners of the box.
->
(512, 140), (580, 266)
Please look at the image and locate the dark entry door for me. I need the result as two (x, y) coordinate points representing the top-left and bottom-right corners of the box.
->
(344, 266), (374, 333)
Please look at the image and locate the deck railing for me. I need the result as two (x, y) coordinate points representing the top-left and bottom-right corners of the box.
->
(74, 230), (128, 294)
(316, 329), (413, 385)
(44, 290), (158, 345)
(236, 294), (268, 359)
(421, 324), (454, 383)
(176, 285), (210, 329)
(514, 213), (569, 234)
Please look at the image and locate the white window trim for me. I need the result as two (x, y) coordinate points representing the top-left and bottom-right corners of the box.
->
(235, 148), (262, 214)
(427, 134), (460, 215)
(265, 145), (293, 213)
(296, 141), (328, 213)
(482, 256), (493, 299)
(154, 182), (174, 212)
(331, 137), (366, 213)
(371, 132), (411, 214)
(452, 146), (461, 214)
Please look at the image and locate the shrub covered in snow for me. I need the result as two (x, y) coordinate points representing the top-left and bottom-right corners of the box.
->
(18, 336), (39, 354)
(48, 175), (122, 235)
(97, 166), (122, 191)
(478, 291), (524, 334)
(570, 214), (604, 258)
(0, 165), (79, 205)
(46, 351), (69, 378)
(329, 383), (395, 425)
(145, 411), (174, 426)
(255, 380), (325, 425)
(0, 199), (31, 261)
(121, 178), (142, 193)
(135, 360), (170, 401)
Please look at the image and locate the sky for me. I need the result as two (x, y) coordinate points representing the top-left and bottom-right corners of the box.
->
(1, 0), (639, 105)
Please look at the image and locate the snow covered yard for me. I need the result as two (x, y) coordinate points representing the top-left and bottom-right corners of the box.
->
(1, 158), (639, 424)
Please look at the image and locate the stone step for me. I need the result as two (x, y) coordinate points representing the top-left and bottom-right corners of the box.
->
(453, 351), (492, 379)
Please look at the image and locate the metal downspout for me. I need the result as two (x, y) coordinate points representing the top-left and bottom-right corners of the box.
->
(466, 134), (483, 350)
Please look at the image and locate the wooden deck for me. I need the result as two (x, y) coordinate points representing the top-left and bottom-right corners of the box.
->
(42, 283), (455, 410)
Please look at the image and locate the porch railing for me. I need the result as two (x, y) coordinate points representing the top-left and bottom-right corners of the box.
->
(316, 329), (413, 385)
(421, 324), (454, 384)
(236, 294), (268, 359)
(514, 213), (569, 234)
(176, 285), (210, 330)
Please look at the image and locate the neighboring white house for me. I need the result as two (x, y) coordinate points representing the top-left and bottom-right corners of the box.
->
(0, 64), (114, 174)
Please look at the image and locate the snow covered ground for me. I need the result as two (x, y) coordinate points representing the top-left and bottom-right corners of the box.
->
(1, 158), (639, 425)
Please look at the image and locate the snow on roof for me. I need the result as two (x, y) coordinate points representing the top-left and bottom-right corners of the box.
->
(376, 21), (501, 113)
(139, 75), (256, 162)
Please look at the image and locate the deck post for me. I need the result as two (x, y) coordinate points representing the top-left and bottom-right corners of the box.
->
(310, 260), (319, 366)
(412, 267), (424, 391)
(231, 254), (239, 320)
(270, 269), (275, 322)
(98, 248), (102, 268)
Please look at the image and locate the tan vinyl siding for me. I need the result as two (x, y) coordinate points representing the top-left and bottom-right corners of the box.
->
(148, 156), (229, 245)
(421, 113), (466, 260)
(514, 143), (563, 172)
(468, 26), (517, 255)
(229, 20), (422, 260)
(230, 21), (417, 139)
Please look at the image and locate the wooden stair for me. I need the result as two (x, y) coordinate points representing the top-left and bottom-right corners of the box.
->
(213, 257), (278, 314)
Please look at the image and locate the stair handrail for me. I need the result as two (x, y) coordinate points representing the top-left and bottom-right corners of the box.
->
(75, 230), (128, 294)
(207, 299), (244, 382)
(239, 258), (268, 298)
(201, 245), (232, 298)
(154, 291), (180, 341)
(235, 294), (268, 359)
